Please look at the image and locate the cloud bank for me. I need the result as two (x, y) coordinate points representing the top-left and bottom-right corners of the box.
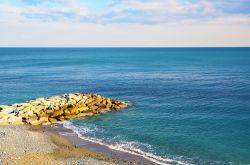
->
(0, 0), (250, 47)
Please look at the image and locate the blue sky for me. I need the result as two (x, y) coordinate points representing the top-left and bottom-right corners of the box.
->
(0, 0), (250, 46)
(2, 0), (250, 23)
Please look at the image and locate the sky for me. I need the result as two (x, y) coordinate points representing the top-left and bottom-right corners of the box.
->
(0, 0), (250, 47)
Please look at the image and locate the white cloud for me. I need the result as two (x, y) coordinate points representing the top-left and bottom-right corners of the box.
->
(0, 0), (89, 23)
(1, 0), (249, 24)
(109, 0), (184, 13)
(0, 0), (250, 46)
(106, 0), (250, 23)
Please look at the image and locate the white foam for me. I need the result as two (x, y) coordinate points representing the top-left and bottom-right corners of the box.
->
(63, 121), (191, 165)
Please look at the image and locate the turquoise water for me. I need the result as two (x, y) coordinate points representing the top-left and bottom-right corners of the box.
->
(0, 48), (250, 164)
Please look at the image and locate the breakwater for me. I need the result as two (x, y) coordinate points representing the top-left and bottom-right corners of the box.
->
(0, 93), (128, 125)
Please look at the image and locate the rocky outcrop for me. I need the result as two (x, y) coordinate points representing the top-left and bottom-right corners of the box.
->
(0, 93), (128, 125)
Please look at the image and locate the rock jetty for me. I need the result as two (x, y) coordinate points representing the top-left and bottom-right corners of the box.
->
(0, 93), (128, 125)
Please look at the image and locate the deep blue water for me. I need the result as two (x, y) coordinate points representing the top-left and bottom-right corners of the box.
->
(0, 48), (250, 164)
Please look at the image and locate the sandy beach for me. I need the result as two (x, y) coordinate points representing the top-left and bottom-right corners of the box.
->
(0, 93), (157, 165)
(0, 125), (135, 165)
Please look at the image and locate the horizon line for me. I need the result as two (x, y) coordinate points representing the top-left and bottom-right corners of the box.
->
(0, 46), (250, 49)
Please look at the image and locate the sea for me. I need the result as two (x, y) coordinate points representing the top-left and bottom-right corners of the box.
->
(0, 48), (250, 165)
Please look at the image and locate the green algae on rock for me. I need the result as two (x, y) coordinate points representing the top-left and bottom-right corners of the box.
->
(0, 93), (128, 125)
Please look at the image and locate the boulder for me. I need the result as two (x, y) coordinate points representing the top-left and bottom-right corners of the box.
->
(69, 109), (77, 115)
(58, 116), (66, 121)
(0, 118), (9, 125)
(65, 115), (76, 119)
(49, 118), (57, 124)
(90, 106), (98, 110)
(96, 97), (103, 104)
(36, 98), (46, 103)
(33, 106), (43, 114)
(29, 120), (42, 126)
(85, 98), (94, 105)
(77, 113), (87, 117)
(106, 99), (112, 108)
(77, 106), (89, 112)
(42, 122), (51, 125)
(87, 100), (97, 107)
(64, 110), (71, 116)
(84, 112), (94, 116)
(8, 116), (23, 125)
(2, 106), (14, 115)
(39, 116), (49, 123)
(119, 103), (128, 108)
(25, 110), (35, 116)
(51, 110), (64, 118)
(77, 100), (86, 107)
(112, 105), (121, 110)
(97, 108), (109, 113)
(28, 114), (38, 120)
(45, 109), (54, 114)
(22, 107), (31, 112)
(0, 93), (128, 126)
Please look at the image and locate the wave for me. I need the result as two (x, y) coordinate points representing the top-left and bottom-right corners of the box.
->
(62, 121), (190, 165)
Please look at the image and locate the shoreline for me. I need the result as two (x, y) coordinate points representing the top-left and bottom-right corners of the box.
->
(0, 124), (161, 165)
(45, 123), (160, 165)
(56, 122), (188, 165)
(0, 93), (161, 165)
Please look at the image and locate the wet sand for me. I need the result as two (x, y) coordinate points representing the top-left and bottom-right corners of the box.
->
(0, 125), (134, 165)
(0, 124), (160, 165)
(46, 124), (159, 165)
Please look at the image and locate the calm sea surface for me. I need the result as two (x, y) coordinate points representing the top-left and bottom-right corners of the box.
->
(0, 48), (250, 164)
